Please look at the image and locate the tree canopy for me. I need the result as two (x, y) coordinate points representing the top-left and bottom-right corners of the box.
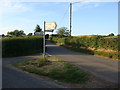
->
(27, 33), (33, 36)
(7, 30), (26, 37)
(56, 27), (70, 37)
(34, 24), (42, 32)
(108, 33), (114, 36)
(117, 34), (120, 36)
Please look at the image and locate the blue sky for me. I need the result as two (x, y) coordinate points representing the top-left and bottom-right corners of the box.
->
(0, 1), (118, 36)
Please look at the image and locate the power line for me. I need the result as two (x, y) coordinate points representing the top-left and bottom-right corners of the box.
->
(72, 1), (81, 4)
(57, 5), (69, 27)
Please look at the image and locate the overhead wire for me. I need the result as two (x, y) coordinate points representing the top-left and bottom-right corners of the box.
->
(57, 4), (70, 28)
(57, 1), (81, 28)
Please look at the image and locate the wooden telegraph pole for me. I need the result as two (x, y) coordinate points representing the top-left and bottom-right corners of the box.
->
(70, 3), (72, 36)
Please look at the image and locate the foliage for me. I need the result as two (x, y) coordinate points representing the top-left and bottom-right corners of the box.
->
(50, 36), (119, 60)
(2, 36), (43, 57)
(50, 36), (119, 51)
(2, 34), (5, 37)
(63, 45), (94, 55)
(12, 57), (89, 84)
(34, 24), (42, 32)
(117, 34), (120, 36)
(49, 37), (66, 45)
(94, 51), (120, 60)
(65, 36), (118, 51)
(108, 33), (114, 36)
(27, 33), (33, 36)
(7, 30), (26, 37)
(63, 45), (119, 60)
(56, 27), (70, 37)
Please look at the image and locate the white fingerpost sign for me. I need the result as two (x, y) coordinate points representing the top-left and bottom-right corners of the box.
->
(45, 22), (57, 30)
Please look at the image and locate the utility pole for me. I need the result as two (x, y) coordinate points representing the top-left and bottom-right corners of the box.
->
(70, 3), (72, 36)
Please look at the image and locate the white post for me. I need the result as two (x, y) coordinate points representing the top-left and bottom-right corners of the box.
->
(43, 21), (46, 59)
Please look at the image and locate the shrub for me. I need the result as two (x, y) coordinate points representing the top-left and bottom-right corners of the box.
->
(94, 51), (119, 60)
(97, 37), (118, 51)
(2, 36), (43, 57)
(50, 36), (118, 51)
(50, 37), (66, 45)
(65, 36), (118, 51)
(50, 36), (119, 60)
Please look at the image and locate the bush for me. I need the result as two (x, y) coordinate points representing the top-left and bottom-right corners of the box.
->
(65, 36), (118, 51)
(50, 37), (66, 45)
(2, 36), (43, 57)
(97, 37), (118, 51)
(50, 36), (119, 60)
(94, 51), (119, 60)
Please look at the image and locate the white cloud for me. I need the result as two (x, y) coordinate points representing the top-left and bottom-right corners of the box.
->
(5, 0), (119, 2)
(0, 0), (31, 35)
(0, 0), (30, 15)
(72, 2), (100, 12)
(0, 26), (18, 35)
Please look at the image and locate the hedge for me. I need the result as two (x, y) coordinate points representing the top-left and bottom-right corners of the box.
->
(50, 37), (66, 45)
(50, 36), (119, 60)
(50, 36), (119, 51)
(2, 36), (43, 57)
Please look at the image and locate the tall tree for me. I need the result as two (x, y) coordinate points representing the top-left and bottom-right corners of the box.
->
(108, 33), (114, 36)
(117, 34), (120, 36)
(34, 24), (42, 32)
(56, 27), (70, 37)
(7, 30), (26, 37)
(27, 33), (33, 36)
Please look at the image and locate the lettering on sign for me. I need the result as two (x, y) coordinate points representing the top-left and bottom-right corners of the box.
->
(45, 22), (57, 30)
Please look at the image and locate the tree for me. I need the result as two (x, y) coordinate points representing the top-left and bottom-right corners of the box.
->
(117, 34), (120, 36)
(56, 27), (70, 37)
(27, 33), (33, 36)
(2, 34), (5, 37)
(34, 24), (42, 32)
(7, 30), (26, 37)
(108, 33), (114, 36)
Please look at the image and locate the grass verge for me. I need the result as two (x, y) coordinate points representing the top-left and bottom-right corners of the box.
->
(12, 57), (89, 84)
(62, 45), (119, 60)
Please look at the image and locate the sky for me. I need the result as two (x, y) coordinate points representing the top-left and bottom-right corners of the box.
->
(0, 0), (118, 36)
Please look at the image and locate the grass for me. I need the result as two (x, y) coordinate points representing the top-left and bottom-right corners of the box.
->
(63, 45), (94, 55)
(12, 57), (89, 84)
(63, 45), (119, 60)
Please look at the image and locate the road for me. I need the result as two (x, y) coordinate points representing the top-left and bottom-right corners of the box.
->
(46, 41), (119, 84)
(2, 41), (119, 88)
(2, 54), (66, 88)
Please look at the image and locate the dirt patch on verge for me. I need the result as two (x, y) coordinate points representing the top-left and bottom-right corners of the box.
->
(12, 58), (118, 88)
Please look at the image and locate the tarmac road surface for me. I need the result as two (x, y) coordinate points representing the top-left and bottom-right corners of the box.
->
(46, 41), (119, 84)
(2, 55), (66, 88)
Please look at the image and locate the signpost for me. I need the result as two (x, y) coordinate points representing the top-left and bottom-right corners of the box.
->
(43, 21), (46, 59)
(45, 22), (57, 30)
(43, 21), (57, 59)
